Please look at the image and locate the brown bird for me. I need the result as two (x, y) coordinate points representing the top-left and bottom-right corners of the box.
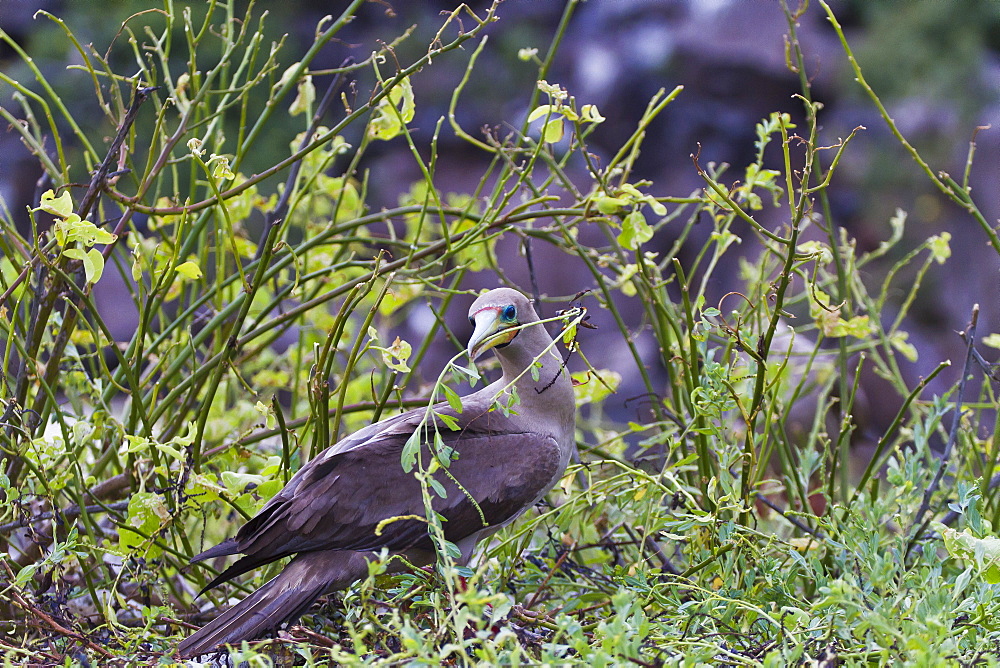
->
(177, 287), (576, 658)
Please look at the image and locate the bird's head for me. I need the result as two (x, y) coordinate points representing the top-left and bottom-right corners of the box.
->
(467, 288), (535, 361)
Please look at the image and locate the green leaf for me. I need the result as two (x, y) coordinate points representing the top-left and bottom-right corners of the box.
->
(934, 522), (1000, 584)
(527, 101), (566, 142)
(64, 247), (106, 284)
(442, 539), (462, 560)
(593, 196), (627, 215)
(154, 442), (184, 462)
(221, 471), (265, 495)
(254, 400), (277, 429)
(175, 261), (203, 280)
(646, 197), (667, 216)
(889, 331), (918, 362)
(982, 333), (1000, 350)
(541, 118), (564, 143)
(928, 232), (951, 264)
(580, 104), (605, 123)
(375, 336), (412, 372)
(36, 189), (73, 218)
(527, 104), (554, 123)
(83, 248), (104, 283)
(561, 323), (577, 348)
(442, 384), (463, 413)
(368, 77), (415, 141)
(52, 215), (116, 248)
(428, 476), (447, 499)
(572, 369), (621, 406)
(797, 240), (833, 265)
(119, 492), (168, 557)
(210, 155), (235, 180)
(255, 479), (283, 504)
(401, 430), (421, 473)
(617, 264), (638, 297)
(436, 411), (460, 431)
(130, 248), (142, 282)
(15, 563), (38, 588)
(617, 210), (653, 250)
(289, 74), (315, 116)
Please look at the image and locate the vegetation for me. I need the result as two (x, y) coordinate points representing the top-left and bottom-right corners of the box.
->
(1, 0), (999, 665)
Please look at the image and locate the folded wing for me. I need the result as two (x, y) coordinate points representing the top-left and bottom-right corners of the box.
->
(196, 405), (561, 592)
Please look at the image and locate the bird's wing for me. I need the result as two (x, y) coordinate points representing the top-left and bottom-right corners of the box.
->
(200, 405), (562, 589)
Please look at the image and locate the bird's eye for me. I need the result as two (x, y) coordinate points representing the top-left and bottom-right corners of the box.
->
(502, 305), (517, 321)
(469, 316), (475, 327)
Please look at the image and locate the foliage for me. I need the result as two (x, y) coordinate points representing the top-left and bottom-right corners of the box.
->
(0, 0), (999, 665)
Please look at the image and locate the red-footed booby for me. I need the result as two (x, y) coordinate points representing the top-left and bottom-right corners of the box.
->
(177, 287), (576, 658)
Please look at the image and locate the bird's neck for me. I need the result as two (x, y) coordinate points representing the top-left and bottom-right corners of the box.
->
(493, 324), (575, 425)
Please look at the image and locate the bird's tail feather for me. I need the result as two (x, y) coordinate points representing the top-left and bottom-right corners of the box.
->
(178, 551), (369, 659)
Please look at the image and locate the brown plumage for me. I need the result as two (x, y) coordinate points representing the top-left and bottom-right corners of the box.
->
(177, 288), (576, 658)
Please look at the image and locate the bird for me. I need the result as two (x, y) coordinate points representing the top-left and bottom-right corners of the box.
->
(177, 287), (577, 658)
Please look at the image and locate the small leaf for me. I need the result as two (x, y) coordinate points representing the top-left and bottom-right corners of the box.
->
(797, 240), (833, 265)
(289, 74), (315, 116)
(442, 384), (463, 413)
(254, 400), (276, 429)
(119, 492), (168, 557)
(221, 471), (265, 495)
(64, 248), (106, 284)
(436, 411), (460, 431)
(428, 476), (447, 499)
(541, 118), (564, 143)
(91, 228), (116, 245)
(935, 522), (1000, 584)
(154, 442), (184, 461)
(85, 248), (105, 284)
(829, 314), (871, 339)
(571, 369), (621, 406)
(561, 324), (577, 348)
(593, 196), (627, 215)
(37, 189), (74, 218)
(211, 156), (235, 180)
(527, 104), (554, 123)
(15, 563), (37, 588)
(255, 479), (283, 504)
(889, 331), (918, 362)
(443, 539), (462, 560)
(580, 104), (605, 123)
(451, 363), (481, 386)
(368, 77), (415, 141)
(401, 431), (421, 473)
(377, 336), (412, 372)
(617, 264), (638, 297)
(928, 232), (951, 264)
(646, 197), (667, 216)
(175, 261), (203, 280)
(617, 210), (653, 250)
(982, 333), (1000, 350)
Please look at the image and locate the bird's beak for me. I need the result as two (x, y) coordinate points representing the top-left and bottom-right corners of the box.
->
(467, 307), (517, 361)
